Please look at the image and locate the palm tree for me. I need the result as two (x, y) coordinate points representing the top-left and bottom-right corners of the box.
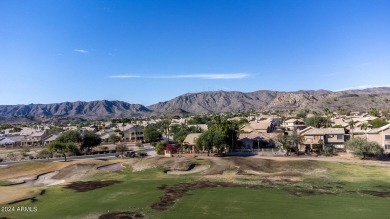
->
(290, 132), (304, 154)
(349, 119), (355, 138)
(361, 123), (369, 138)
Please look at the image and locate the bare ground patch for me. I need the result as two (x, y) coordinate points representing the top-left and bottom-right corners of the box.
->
(151, 181), (259, 211)
(361, 190), (390, 198)
(64, 180), (121, 192)
(129, 157), (194, 172)
(98, 211), (144, 219)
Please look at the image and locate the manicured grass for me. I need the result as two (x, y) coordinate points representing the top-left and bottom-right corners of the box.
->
(162, 187), (390, 219)
(2, 159), (390, 219)
(0, 180), (13, 186)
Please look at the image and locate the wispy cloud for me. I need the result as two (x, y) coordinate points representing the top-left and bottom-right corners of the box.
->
(336, 84), (390, 91)
(109, 75), (141, 78)
(109, 73), (251, 80)
(74, 49), (89, 54)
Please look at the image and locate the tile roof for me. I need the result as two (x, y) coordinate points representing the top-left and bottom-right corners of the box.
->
(303, 128), (345, 135)
(183, 133), (202, 145)
(367, 124), (390, 134)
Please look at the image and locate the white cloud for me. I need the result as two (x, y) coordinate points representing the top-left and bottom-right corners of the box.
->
(109, 75), (141, 78)
(336, 84), (390, 91)
(170, 73), (250, 79)
(109, 73), (250, 80)
(74, 49), (89, 54)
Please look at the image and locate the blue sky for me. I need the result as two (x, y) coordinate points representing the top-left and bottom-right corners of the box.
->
(1, 0), (389, 105)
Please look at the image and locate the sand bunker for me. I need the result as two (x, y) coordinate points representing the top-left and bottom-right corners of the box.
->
(165, 164), (209, 175)
(9, 171), (64, 187)
(97, 163), (125, 171)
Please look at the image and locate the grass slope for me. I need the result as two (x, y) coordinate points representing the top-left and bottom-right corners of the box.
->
(1, 158), (390, 219)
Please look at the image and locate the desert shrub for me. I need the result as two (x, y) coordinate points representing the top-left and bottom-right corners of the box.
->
(322, 146), (334, 156)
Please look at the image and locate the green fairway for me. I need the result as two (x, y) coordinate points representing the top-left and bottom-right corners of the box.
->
(162, 187), (389, 219)
(2, 159), (390, 219)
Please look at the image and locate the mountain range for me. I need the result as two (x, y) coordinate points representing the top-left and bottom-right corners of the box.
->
(1, 87), (390, 121)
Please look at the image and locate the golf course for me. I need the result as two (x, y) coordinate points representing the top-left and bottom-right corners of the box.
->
(1, 156), (390, 219)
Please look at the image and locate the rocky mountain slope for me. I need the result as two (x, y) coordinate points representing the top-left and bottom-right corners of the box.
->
(1, 87), (390, 120)
(0, 100), (151, 119)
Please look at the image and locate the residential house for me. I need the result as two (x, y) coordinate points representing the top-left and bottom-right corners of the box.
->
(43, 133), (61, 145)
(282, 119), (306, 132)
(244, 118), (278, 133)
(366, 124), (390, 153)
(0, 137), (16, 146)
(21, 132), (50, 146)
(183, 133), (202, 153)
(299, 127), (345, 151)
(238, 132), (278, 151)
(123, 125), (144, 142)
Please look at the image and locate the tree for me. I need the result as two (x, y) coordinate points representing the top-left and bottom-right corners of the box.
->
(349, 119), (355, 138)
(48, 142), (78, 162)
(187, 115), (211, 124)
(369, 108), (379, 117)
(155, 141), (167, 155)
(369, 118), (389, 128)
(290, 132), (304, 153)
(56, 130), (81, 143)
(276, 133), (292, 155)
(80, 131), (102, 153)
(144, 126), (162, 142)
(45, 126), (64, 135)
(361, 123), (369, 132)
(196, 131), (214, 156)
(345, 138), (383, 159)
(208, 119), (239, 152)
(296, 111), (307, 119)
(115, 145), (127, 158)
(108, 134), (121, 144)
(304, 115), (330, 128)
(37, 149), (52, 160)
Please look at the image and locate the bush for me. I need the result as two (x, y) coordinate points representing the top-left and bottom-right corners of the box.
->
(346, 138), (383, 159)
(155, 141), (167, 155)
(136, 142), (143, 148)
(37, 149), (52, 159)
(322, 146), (334, 156)
(137, 152), (147, 157)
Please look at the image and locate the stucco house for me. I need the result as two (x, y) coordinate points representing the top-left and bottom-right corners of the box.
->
(366, 124), (390, 153)
(299, 127), (345, 151)
(282, 118), (306, 132)
(123, 125), (144, 142)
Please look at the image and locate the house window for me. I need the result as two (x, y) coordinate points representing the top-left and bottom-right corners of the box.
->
(337, 135), (343, 140)
(385, 135), (390, 140)
(385, 145), (390, 150)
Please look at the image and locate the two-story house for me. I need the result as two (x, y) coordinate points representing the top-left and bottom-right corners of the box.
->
(366, 124), (390, 153)
(21, 132), (50, 146)
(123, 125), (144, 142)
(282, 119), (306, 132)
(299, 127), (345, 151)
